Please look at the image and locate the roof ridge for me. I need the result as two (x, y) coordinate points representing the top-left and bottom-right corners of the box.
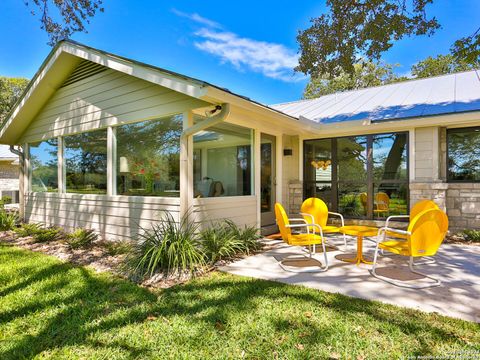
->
(271, 68), (480, 107)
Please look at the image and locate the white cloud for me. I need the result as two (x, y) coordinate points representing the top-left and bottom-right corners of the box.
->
(171, 9), (222, 29)
(172, 10), (303, 82)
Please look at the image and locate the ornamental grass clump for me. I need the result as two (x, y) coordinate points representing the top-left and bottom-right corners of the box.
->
(0, 210), (18, 231)
(199, 224), (244, 264)
(224, 219), (263, 255)
(66, 228), (98, 249)
(463, 229), (480, 243)
(14, 223), (43, 237)
(127, 212), (205, 277)
(33, 226), (63, 243)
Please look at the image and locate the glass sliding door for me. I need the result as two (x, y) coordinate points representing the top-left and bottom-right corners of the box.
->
(304, 132), (408, 219)
(261, 134), (276, 226)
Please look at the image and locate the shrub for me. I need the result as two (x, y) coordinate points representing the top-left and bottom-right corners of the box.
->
(102, 240), (132, 256)
(14, 223), (43, 237)
(34, 227), (62, 243)
(224, 219), (262, 254)
(66, 228), (98, 249)
(463, 229), (480, 243)
(0, 210), (18, 231)
(1, 195), (12, 204)
(127, 212), (205, 277)
(199, 224), (244, 263)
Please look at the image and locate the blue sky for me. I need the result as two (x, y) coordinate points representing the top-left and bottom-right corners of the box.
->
(0, 0), (479, 105)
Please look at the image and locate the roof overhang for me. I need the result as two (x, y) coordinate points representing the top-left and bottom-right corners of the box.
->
(0, 40), (300, 145)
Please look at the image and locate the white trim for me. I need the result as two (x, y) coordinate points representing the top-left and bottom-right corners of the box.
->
(57, 137), (65, 193)
(254, 129), (261, 228)
(408, 129), (415, 182)
(179, 111), (194, 219)
(276, 134), (283, 205)
(24, 143), (31, 193)
(107, 127), (117, 196)
(298, 135), (304, 181)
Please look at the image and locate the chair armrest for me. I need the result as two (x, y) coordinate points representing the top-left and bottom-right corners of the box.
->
(377, 226), (411, 243)
(289, 218), (308, 224)
(385, 215), (409, 228)
(328, 211), (345, 227)
(300, 212), (314, 224)
(286, 223), (324, 237)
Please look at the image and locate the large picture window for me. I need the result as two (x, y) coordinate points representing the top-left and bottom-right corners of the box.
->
(193, 123), (253, 197)
(29, 139), (58, 192)
(304, 132), (408, 219)
(65, 130), (107, 194)
(447, 127), (480, 182)
(116, 116), (182, 197)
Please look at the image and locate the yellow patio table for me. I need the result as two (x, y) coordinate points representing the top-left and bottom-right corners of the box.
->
(338, 225), (378, 265)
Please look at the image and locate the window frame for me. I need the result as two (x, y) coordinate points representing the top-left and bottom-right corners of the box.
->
(303, 131), (410, 219)
(446, 126), (480, 183)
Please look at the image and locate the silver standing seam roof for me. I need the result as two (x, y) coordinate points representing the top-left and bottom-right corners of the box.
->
(271, 69), (480, 124)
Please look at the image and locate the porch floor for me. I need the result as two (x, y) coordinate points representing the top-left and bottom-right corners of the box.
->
(220, 235), (480, 323)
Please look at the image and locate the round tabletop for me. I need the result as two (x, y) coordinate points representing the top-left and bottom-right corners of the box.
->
(339, 225), (378, 237)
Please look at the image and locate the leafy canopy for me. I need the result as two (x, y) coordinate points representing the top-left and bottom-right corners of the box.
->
(303, 61), (407, 99)
(296, 0), (479, 77)
(411, 54), (477, 78)
(0, 76), (29, 123)
(24, 0), (104, 46)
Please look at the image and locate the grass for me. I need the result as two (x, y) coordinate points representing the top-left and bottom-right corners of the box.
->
(0, 244), (478, 359)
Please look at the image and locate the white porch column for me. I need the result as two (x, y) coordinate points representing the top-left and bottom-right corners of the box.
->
(180, 111), (194, 220)
(107, 127), (117, 196)
(254, 129), (261, 228)
(57, 137), (66, 193)
(276, 134), (283, 205)
(298, 135), (304, 181)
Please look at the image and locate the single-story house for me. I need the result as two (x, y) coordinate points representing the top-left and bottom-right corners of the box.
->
(0, 40), (479, 240)
(0, 145), (19, 203)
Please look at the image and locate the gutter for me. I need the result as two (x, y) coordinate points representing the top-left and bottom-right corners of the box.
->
(181, 103), (230, 138)
(9, 145), (23, 159)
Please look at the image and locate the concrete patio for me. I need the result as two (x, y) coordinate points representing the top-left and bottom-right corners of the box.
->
(220, 235), (480, 323)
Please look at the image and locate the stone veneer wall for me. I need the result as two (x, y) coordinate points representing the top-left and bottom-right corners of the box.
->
(288, 180), (303, 216)
(0, 162), (20, 202)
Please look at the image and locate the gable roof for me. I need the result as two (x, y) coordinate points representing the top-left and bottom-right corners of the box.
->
(0, 40), (298, 145)
(272, 70), (480, 124)
(0, 145), (18, 163)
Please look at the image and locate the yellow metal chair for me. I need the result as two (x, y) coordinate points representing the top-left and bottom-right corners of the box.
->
(300, 197), (348, 249)
(374, 192), (390, 217)
(385, 200), (439, 238)
(275, 203), (328, 272)
(371, 208), (449, 288)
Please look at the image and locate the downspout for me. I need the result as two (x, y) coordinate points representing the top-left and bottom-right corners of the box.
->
(181, 103), (230, 139)
(9, 145), (25, 220)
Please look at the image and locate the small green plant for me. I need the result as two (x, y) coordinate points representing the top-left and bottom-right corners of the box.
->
(224, 219), (262, 254)
(66, 228), (98, 249)
(0, 210), (19, 231)
(102, 240), (132, 256)
(463, 229), (480, 243)
(1, 195), (12, 204)
(127, 212), (205, 276)
(14, 223), (43, 237)
(199, 224), (244, 263)
(33, 227), (62, 243)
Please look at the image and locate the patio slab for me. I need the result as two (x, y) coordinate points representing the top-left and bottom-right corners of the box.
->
(220, 236), (480, 323)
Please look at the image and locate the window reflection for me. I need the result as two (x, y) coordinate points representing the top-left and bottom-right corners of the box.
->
(447, 127), (480, 181)
(193, 123), (252, 197)
(30, 139), (58, 192)
(65, 130), (107, 194)
(116, 116), (181, 197)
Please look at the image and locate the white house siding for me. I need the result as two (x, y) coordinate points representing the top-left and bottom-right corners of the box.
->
(18, 61), (208, 240)
(282, 135), (300, 216)
(25, 193), (180, 241)
(192, 196), (257, 228)
(414, 127), (440, 182)
(18, 67), (207, 143)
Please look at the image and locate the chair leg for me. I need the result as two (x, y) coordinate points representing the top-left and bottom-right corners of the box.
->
(279, 243), (328, 273)
(369, 252), (441, 289)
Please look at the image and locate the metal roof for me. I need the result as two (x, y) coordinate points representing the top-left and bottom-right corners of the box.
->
(272, 69), (480, 124)
(0, 145), (17, 162)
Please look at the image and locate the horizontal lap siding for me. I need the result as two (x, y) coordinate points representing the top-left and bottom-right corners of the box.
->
(18, 67), (207, 143)
(192, 196), (257, 229)
(25, 193), (180, 241)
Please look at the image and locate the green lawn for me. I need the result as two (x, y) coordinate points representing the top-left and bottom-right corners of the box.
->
(0, 243), (478, 359)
